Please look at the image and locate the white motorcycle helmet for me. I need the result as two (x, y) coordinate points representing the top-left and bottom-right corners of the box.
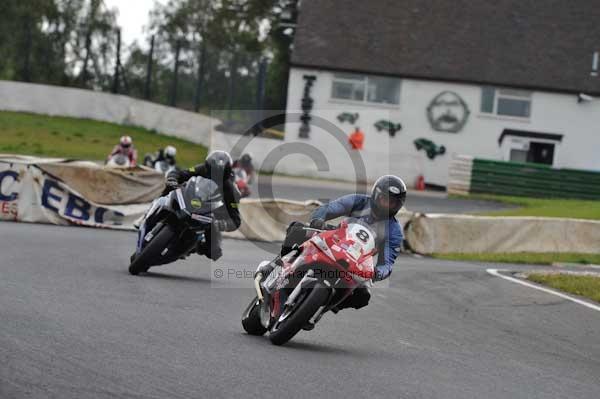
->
(120, 135), (133, 148)
(164, 145), (177, 159)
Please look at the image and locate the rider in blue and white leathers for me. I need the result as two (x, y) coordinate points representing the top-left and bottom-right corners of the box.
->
(310, 192), (404, 282)
(269, 175), (407, 311)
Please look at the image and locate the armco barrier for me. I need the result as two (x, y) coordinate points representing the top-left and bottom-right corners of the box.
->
(405, 213), (600, 254)
(448, 154), (600, 200)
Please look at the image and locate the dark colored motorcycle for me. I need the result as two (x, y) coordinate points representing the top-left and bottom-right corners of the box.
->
(128, 176), (224, 275)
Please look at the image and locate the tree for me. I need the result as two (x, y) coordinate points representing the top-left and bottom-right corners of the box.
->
(0, 0), (118, 89)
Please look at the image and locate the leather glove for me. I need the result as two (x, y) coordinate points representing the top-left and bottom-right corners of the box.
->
(165, 177), (178, 190)
(371, 267), (381, 282)
(309, 218), (326, 230)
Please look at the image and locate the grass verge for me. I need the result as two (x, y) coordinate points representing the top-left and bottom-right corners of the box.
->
(527, 273), (600, 303)
(433, 252), (600, 265)
(0, 111), (207, 168)
(450, 193), (600, 220)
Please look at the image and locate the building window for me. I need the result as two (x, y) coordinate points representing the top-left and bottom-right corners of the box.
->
(480, 87), (531, 118)
(331, 73), (400, 105)
(331, 74), (365, 102)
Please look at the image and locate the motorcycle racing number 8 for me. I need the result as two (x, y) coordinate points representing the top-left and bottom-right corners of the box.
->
(356, 229), (369, 242)
(346, 222), (376, 260)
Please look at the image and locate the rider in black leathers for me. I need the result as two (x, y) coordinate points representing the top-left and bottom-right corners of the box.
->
(164, 150), (241, 261)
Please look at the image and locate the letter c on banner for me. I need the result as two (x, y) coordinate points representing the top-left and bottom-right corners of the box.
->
(0, 171), (19, 201)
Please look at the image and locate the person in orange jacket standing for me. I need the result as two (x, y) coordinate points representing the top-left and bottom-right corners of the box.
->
(349, 126), (364, 150)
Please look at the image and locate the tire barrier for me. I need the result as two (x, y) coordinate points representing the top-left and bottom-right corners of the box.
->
(223, 199), (322, 241)
(5, 155), (599, 253)
(405, 213), (600, 254)
(448, 154), (600, 200)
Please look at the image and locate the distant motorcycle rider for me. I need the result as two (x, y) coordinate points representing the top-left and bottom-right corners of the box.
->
(164, 150), (241, 260)
(147, 145), (177, 168)
(260, 175), (406, 312)
(232, 153), (255, 183)
(108, 135), (138, 166)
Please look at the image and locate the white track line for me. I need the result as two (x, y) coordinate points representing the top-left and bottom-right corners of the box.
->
(486, 269), (600, 313)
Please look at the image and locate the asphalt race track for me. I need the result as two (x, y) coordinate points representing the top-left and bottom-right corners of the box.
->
(250, 175), (513, 214)
(2, 222), (599, 399)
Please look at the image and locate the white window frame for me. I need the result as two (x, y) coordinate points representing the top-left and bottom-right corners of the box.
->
(330, 73), (401, 107)
(501, 136), (560, 166)
(481, 87), (532, 119)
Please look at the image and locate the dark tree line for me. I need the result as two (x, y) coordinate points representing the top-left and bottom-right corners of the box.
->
(0, 0), (298, 112)
(0, 0), (117, 88)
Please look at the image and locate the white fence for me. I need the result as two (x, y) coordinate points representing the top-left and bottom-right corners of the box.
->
(0, 80), (216, 146)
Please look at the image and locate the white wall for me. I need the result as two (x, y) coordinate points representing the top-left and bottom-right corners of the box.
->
(0, 80), (216, 146)
(282, 67), (600, 186)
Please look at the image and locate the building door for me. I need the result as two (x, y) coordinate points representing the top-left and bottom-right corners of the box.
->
(527, 142), (554, 165)
(500, 129), (562, 167)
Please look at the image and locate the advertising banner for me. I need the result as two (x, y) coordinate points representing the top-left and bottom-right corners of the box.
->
(0, 161), (147, 229)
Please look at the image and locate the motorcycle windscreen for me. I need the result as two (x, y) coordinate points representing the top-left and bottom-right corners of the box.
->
(183, 176), (225, 214)
(111, 154), (129, 166)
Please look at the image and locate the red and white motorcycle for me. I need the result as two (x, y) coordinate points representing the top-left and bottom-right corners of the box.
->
(242, 218), (376, 345)
(233, 167), (251, 198)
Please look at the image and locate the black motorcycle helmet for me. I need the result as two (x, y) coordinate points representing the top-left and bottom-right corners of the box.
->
(240, 153), (252, 166)
(205, 150), (233, 177)
(370, 175), (407, 219)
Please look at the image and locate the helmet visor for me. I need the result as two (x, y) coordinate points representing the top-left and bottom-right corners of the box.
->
(375, 192), (402, 211)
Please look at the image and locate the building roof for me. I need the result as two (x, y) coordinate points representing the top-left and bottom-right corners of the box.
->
(291, 0), (600, 94)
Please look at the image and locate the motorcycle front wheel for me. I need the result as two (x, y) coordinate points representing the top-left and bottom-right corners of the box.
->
(269, 282), (329, 346)
(128, 223), (175, 275)
(241, 296), (268, 336)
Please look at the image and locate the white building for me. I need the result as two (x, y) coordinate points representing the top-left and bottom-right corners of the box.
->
(279, 0), (600, 187)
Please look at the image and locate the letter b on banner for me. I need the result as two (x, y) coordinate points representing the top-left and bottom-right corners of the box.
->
(65, 193), (91, 221)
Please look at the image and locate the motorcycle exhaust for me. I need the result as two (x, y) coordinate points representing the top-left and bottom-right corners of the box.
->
(254, 273), (264, 302)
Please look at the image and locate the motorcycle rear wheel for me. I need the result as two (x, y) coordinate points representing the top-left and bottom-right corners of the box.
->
(128, 224), (175, 275)
(269, 282), (329, 346)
